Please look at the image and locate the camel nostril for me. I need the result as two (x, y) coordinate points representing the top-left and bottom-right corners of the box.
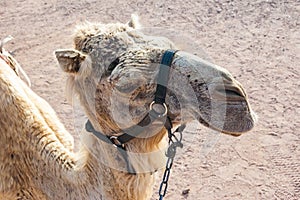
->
(215, 86), (245, 100)
(224, 89), (244, 97)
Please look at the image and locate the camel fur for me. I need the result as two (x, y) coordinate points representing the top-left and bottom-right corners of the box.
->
(0, 15), (256, 200)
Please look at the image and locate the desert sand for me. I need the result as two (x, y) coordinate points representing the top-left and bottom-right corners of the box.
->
(0, 0), (299, 199)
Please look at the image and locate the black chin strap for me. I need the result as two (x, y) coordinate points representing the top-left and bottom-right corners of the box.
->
(85, 49), (180, 174)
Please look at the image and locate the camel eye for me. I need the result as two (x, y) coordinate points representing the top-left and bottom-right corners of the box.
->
(106, 57), (120, 75)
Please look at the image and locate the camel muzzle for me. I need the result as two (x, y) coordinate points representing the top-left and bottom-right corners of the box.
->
(166, 51), (255, 135)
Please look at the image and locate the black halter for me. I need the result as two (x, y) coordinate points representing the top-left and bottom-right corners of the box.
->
(85, 49), (179, 173)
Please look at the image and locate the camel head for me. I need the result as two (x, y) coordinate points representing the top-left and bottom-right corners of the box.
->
(55, 15), (256, 137)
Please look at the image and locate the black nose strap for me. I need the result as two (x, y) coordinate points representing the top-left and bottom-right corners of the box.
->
(153, 49), (178, 105)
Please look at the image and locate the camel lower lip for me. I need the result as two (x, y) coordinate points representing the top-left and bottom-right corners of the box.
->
(192, 115), (253, 136)
(194, 107), (254, 135)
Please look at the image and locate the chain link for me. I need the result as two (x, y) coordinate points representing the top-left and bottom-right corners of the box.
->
(158, 125), (185, 200)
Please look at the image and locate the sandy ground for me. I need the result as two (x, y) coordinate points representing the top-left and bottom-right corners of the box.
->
(1, 0), (299, 199)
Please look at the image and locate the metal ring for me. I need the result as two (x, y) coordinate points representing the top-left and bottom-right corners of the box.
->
(149, 101), (168, 118)
(109, 136), (123, 148)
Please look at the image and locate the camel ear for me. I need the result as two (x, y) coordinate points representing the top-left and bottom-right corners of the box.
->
(127, 14), (141, 29)
(55, 49), (86, 73)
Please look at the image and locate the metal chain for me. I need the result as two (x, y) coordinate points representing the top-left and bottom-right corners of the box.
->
(158, 125), (185, 200)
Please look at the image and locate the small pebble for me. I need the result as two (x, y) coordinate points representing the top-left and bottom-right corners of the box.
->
(182, 188), (190, 196)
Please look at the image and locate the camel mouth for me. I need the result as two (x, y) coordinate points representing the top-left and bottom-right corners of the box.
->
(196, 111), (255, 136)
(185, 96), (255, 136)
(208, 103), (256, 136)
(193, 79), (255, 135)
(222, 113), (255, 135)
